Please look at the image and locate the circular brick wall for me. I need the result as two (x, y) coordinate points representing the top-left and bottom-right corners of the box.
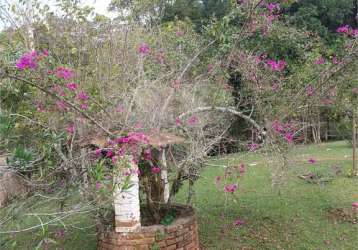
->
(97, 205), (200, 250)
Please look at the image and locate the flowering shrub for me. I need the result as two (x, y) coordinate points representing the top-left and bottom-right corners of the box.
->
(0, 0), (357, 235)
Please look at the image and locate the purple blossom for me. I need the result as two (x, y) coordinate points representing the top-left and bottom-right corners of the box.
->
(138, 43), (150, 56)
(175, 117), (182, 126)
(143, 148), (152, 161)
(285, 132), (294, 144)
(315, 57), (325, 65)
(116, 105), (124, 113)
(65, 82), (78, 91)
(336, 25), (350, 34)
(272, 120), (284, 133)
(66, 123), (75, 134)
(224, 184), (238, 193)
(77, 91), (89, 101)
(95, 149), (102, 158)
(106, 150), (114, 158)
(16, 51), (38, 70)
(80, 103), (88, 110)
(267, 3), (280, 13)
(352, 202), (358, 209)
(248, 143), (259, 151)
(239, 163), (246, 174)
(306, 85), (315, 96)
(215, 176), (221, 184)
(151, 166), (161, 174)
(332, 56), (339, 65)
(267, 59), (286, 71)
(271, 83), (280, 92)
(233, 218), (244, 227)
(308, 158), (316, 164)
(118, 146), (126, 156)
(95, 181), (102, 190)
(187, 115), (198, 126)
(55, 67), (74, 80)
(350, 29), (358, 37)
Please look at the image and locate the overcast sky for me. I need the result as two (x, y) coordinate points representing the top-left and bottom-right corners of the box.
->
(0, 0), (116, 30)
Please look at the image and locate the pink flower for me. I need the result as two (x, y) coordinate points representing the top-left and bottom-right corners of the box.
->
(55, 67), (74, 80)
(138, 43), (150, 56)
(151, 166), (161, 174)
(132, 167), (141, 176)
(143, 148), (152, 160)
(95, 181), (102, 190)
(248, 143), (259, 151)
(175, 31), (184, 37)
(172, 79), (181, 88)
(239, 163), (246, 174)
(95, 148), (102, 158)
(350, 29), (358, 38)
(352, 202), (358, 209)
(267, 59), (286, 71)
(42, 49), (49, 56)
(116, 105), (124, 113)
(308, 158), (316, 164)
(285, 132), (294, 144)
(306, 85), (315, 96)
(272, 120), (284, 133)
(77, 91), (89, 101)
(224, 184), (238, 193)
(315, 57), (325, 65)
(16, 51), (38, 70)
(352, 88), (358, 94)
(254, 55), (262, 64)
(215, 176), (221, 184)
(111, 156), (118, 164)
(65, 82), (78, 90)
(233, 218), (244, 226)
(271, 83), (280, 92)
(187, 115), (198, 126)
(106, 150), (114, 158)
(267, 3), (280, 13)
(332, 55), (339, 65)
(80, 103), (88, 110)
(175, 117), (182, 126)
(66, 123), (75, 134)
(118, 146), (126, 156)
(336, 25), (350, 34)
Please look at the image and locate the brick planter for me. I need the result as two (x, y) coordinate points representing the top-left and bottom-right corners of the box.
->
(97, 204), (200, 250)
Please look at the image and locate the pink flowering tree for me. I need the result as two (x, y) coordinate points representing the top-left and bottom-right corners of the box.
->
(0, 0), (357, 235)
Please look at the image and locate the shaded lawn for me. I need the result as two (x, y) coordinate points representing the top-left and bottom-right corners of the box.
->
(1, 141), (357, 249)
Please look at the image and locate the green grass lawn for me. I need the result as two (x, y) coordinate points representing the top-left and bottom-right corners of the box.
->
(1, 141), (357, 249)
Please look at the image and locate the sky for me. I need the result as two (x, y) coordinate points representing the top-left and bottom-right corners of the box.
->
(0, 0), (116, 30)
